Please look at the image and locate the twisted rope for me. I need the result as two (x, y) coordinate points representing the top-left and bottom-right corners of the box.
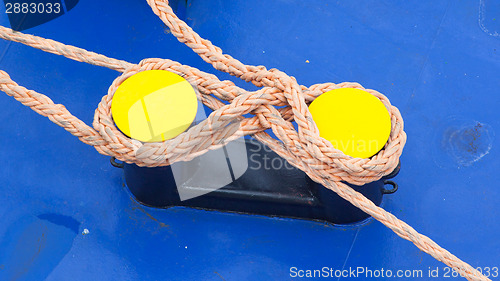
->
(0, 26), (132, 72)
(0, 1), (490, 280)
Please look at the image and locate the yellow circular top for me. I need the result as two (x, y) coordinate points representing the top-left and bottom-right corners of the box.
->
(308, 88), (391, 158)
(111, 70), (198, 142)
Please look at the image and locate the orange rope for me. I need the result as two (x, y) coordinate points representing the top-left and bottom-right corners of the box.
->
(0, 1), (490, 280)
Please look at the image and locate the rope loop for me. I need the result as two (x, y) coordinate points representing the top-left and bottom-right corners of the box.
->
(87, 57), (406, 189)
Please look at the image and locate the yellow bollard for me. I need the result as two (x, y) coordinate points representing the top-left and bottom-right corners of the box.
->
(111, 70), (198, 142)
(309, 88), (391, 158)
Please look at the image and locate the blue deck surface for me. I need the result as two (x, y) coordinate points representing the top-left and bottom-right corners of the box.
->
(0, 0), (499, 280)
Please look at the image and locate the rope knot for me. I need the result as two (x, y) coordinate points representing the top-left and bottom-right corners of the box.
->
(89, 58), (405, 189)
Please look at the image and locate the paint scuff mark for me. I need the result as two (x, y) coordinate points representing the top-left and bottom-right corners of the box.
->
(479, 0), (500, 37)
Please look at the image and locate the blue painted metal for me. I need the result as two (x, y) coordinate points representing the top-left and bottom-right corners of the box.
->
(0, 0), (498, 280)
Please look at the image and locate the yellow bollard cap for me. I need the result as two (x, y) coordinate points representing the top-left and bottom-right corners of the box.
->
(308, 88), (391, 158)
(111, 70), (198, 142)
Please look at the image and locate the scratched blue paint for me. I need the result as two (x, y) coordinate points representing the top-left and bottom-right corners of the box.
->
(0, 0), (499, 280)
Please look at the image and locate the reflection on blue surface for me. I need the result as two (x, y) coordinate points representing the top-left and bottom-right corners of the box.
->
(0, 0), (499, 280)
(3, 0), (80, 31)
(0, 215), (78, 280)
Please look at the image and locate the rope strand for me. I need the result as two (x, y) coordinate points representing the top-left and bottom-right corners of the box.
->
(0, 26), (133, 72)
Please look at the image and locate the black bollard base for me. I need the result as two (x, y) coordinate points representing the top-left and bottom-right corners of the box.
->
(119, 139), (400, 225)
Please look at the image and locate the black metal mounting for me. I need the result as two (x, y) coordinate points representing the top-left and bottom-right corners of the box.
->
(116, 139), (400, 225)
(110, 157), (124, 169)
(382, 180), (398, 194)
